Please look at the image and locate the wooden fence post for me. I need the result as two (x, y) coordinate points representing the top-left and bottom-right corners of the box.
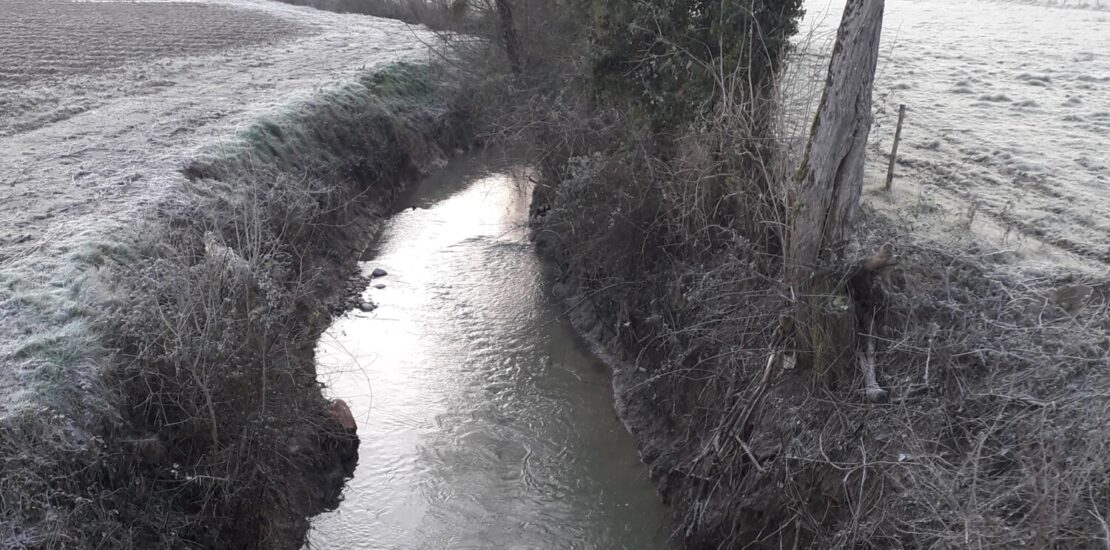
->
(885, 104), (906, 192)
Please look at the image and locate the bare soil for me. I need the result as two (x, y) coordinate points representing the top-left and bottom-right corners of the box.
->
(0, 0), (307, 137)
(0, 1), (305, 89)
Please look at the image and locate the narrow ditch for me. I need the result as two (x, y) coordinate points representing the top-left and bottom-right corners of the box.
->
(306, 151), (672, 548)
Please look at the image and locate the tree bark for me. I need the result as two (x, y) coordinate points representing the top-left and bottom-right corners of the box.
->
(495, 0), (523, 75)
(787, 0), (885, 376)
(788, 0), (885, 283)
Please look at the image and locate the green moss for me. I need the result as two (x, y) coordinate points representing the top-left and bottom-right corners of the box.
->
(360, 62), (434, 102)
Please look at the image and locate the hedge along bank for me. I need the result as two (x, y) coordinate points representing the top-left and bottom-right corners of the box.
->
(0, 62), (475, 549)
(530, 34), (1110, 550)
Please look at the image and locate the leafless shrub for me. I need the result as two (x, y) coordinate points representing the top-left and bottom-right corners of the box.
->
(836, 224), (1110, 547)
(97, 166), (357, 547)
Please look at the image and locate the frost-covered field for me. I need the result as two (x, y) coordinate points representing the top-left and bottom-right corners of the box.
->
(799, 0), (1110, 269)
(0, 0), (306, 134)
(0, 0), (432, 413)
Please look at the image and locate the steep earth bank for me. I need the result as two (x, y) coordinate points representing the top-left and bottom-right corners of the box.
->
(1, 1), (459, 546)
(1, 60), (474, 548)
(538, 190), (1110, 548)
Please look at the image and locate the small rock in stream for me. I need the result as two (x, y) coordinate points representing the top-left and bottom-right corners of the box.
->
(327, 399), (357, 432)
(373, 284), (386, 289)
(358, 301), (376, 312)
(371, 267), (388, 278)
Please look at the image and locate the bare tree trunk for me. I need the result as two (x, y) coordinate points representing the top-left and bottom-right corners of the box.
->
(788, 0), (885, 282)
(787, 0), (886, 379)
(495, 0), (523, 75)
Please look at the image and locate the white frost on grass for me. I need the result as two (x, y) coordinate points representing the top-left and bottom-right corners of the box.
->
(797, 0), (1110, 271)
(0, 0), (436, 416)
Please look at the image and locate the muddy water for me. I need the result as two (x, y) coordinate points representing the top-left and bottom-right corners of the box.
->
(306, 153), (671, 549)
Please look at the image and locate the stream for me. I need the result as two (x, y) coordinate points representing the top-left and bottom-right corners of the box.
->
(305, 152), (672, 549)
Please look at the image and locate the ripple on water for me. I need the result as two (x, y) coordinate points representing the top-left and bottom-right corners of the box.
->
(307, 154), (672, 549)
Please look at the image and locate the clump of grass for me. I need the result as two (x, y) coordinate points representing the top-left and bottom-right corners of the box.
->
(186, 63), (447, 182)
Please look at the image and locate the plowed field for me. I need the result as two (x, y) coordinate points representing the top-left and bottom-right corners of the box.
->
(0, 1), (304, 85)
(0, 0), (311, 135)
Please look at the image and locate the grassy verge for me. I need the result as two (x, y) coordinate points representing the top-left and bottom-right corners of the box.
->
(0, 62), (473, 549)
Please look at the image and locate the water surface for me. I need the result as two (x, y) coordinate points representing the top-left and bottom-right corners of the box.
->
(306, 153), (671, 549)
